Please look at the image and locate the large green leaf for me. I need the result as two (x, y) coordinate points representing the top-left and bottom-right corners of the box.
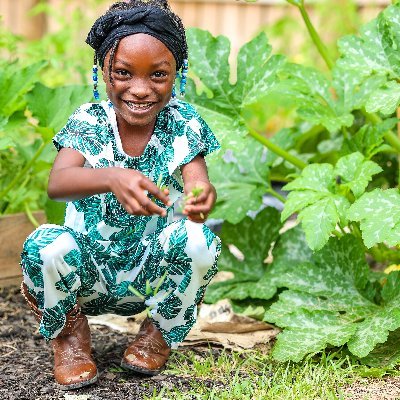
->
(205, 207), (282, 303)
(26, 82), (90, 136)
(337, 3), (400, 115)
(347, 188), (400, 248)
(275, 64), (353, 133)
(281, 164), (348, 250)
(264, 236), (400, 361)
(281, 153), (382, 250)
(186, 29), (285, 223)
(0, 61), (46, 118)
(209, 136), (270, 223)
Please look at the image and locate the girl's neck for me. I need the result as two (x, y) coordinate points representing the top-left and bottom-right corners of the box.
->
(116, 117), (156, 158)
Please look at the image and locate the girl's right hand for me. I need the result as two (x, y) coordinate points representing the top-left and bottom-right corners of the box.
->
(108, 168), (171, 217)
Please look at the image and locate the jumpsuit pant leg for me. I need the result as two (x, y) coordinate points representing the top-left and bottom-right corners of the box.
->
(20, 224), (85, 339)
(134, 219), (221, 349)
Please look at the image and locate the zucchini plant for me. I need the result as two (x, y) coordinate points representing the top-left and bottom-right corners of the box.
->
(183, 0), (400, 366)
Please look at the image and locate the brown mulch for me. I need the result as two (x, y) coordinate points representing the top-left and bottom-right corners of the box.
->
(0, 285), (220, 400)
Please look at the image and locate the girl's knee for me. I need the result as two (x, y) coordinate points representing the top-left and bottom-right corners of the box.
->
(185, 221), (220, 273)
(21, 224), (82, 280)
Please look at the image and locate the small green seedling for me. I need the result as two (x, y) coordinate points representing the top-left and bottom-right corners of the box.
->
(150, 175), (168, 203)
(128, 271), (169, 318)
(184, 187), (205, 219)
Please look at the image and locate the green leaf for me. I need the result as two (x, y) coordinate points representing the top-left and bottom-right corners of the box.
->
(334, 152), (382, 198)
(205, 207), (282, 303)
(209, 137), (270, 224)
(0, 137), (15, 150)
(348, 189), (400, 248)
(264, 235), (400, 361)
(337, 4), (400, 114)
(0, 61), (46, 118)
(365, 81), (400, 115)
(44, 198), (66, 225)
(281, 163), (350, 250)
(341, 119), (398, 159)
(26, 82), (90, 134)
(187, 33), (283, 157)
(359, 328), (400, 368)
(275, 64), (354, 133)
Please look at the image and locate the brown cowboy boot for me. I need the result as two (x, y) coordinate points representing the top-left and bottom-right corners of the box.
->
(121, 317), (171, 375)
(21, 283), (98, 390)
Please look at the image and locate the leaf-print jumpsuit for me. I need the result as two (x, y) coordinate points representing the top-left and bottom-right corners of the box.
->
(20, 98), (221, 348)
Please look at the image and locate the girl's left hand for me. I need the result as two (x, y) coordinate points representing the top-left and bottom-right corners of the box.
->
(182, 181), (216, 223)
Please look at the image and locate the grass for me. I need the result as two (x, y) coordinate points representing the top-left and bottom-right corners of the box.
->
(141, 347), (369, 400)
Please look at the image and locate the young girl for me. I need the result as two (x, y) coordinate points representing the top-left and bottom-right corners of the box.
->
(20, 0), (221, 390)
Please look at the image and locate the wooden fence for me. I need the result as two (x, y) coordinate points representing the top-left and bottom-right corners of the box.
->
(0, 0), (391, 55)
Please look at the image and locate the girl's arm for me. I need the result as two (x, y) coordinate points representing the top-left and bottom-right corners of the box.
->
(181, 155), (216, 223)
(48, 147), (170, 216)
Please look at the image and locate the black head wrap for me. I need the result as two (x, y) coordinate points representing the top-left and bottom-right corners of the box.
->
(86, 7), (186, 70)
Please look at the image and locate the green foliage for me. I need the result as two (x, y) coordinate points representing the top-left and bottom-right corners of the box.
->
(2, 0), (400, 366)
(190, 1), (400, 366)
(205, 207), (281, 303)
(0, 60), (89, 220)
(348, 189), (400, 248)
(281, 152), (382, 250)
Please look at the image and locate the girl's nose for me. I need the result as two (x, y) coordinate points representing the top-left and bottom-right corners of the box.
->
(130, 78), (151, 98)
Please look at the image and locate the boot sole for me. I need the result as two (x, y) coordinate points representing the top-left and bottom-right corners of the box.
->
(120, 360), (164, 376)
(56, 373), (98, 391)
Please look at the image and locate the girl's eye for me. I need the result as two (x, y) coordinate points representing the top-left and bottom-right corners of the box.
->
(153, 71), (167, 78)
(114, 70), (130, 77)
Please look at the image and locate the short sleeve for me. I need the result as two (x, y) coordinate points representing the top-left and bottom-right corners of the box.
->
(52, 103), (110, 167)
(166, 100), (220, 169)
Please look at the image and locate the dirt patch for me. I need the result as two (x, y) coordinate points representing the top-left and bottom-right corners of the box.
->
(344, 378), (400, 400)
(0, 285), (223, 400)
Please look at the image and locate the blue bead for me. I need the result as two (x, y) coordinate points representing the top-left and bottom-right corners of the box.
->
(92, 75), (98, 81)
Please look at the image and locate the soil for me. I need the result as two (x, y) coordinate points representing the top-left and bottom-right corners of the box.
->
(4, 285), (400, 400)
(0, 285), (221, 400)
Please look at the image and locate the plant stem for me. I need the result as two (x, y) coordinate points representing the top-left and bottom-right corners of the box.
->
(0, 142), (47, 200)
(297, 3), (334, 70)
(331, 229), (343, 238)
(24, 203), (40, 228)
(362, 108), (400, 153)
(266, 187), (286, 204)
(247, 127), (308, 170)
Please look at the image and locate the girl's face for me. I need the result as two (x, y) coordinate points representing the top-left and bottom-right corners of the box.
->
(103, 33), (176, 131)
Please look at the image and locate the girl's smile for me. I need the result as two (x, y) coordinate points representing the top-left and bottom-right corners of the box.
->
(103, 33), (176, 134)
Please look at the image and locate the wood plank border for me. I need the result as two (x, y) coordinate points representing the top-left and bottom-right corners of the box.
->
(0, 212), (46, 288)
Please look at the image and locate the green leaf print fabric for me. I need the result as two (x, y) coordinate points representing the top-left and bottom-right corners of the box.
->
(21, 98), (221, 348)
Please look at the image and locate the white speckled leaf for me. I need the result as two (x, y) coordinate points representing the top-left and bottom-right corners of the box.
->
(365, 81), (400, 115)
(264, 236), (400, 361)
(337, 4), (400, 114)
(276, 64), (354, 133)
(209, 136), (270, 224)
(186, 28), (284, 135)
(281, 163), (351, 250)
(334, 152), (382, 198)
(205, 207), (282, 303)
(347, 188), (400, 248)
(297, 196), (349, 251)
(186, 29), (284, 224)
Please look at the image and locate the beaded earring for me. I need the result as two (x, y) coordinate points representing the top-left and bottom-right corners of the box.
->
(92, 55), (100, 101)
(171, 72), (180, 98)
(179, 58), (188, 97)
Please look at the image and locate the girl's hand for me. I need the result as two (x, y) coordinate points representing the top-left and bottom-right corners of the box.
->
(182, 181), (216, 223)
(109, 168), (171, 217)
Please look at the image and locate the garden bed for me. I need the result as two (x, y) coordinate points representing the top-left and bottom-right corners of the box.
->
(0, 285), (224, 400)
(3, 285), (400, 399)
(0, 212), (45, 288)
